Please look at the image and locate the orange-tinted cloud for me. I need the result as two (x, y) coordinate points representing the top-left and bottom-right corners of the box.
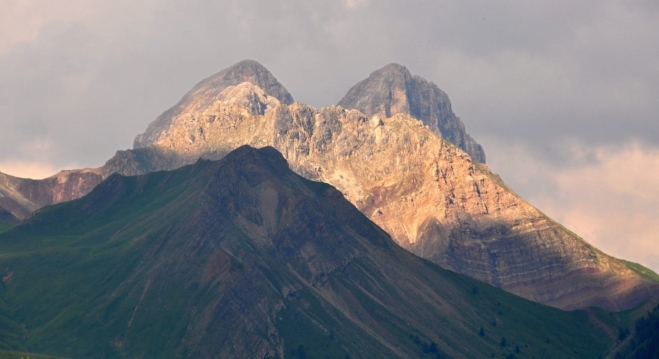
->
(0, 160), (60, 179)
(522, 143), (659, 272)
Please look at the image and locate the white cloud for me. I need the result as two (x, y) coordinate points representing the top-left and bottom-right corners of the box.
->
(0, 160), (61, 179)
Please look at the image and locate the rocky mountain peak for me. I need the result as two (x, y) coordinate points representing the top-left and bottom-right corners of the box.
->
(133, 59), (293, 148)
(4, 63), (658, 313)
(339, 63), (413, 118)
(338, 63), (486, 163)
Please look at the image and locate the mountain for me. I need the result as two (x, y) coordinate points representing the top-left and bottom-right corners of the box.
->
(0, 206), (18, 233)
(0, 169), (104, 220)
(612, 304), (659, 358)
(338, 63), (486, 163)
(0, 146), (618, 358)
(133, 59), (294, 149)
(0, 59), (292, 220)
(1, 60), (657, 312)
(102, 78), (659, 311)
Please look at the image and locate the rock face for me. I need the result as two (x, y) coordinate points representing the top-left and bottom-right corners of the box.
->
(0, 169), (104, 220)
(0, 60), (292, 220)
(105, 80), (659, 311)
(0, 146), (615, 358)
(338, 63), (486, 163)
(3, 61), (657, 311)
(133, 59), (294, 149)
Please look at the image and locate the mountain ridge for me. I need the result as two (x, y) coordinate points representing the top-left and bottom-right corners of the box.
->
(98, 81), (658, 310)
(0, 168), (104, 220)
(0, 145), (618, 358)
(0, 60), (656, 312)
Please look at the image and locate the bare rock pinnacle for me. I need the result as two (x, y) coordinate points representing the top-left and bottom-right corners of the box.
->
(338, 63), (486, 163)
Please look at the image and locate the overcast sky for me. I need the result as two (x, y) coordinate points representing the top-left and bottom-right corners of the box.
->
(1, 0), (658, 271)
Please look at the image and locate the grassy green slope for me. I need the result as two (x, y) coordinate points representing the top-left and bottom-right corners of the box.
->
(0, 208), (19, 234)
(0, 165), (204, 358)
(0, 350), (69, 359)
(0, 220), (15, 234)
(0, 147), (626, 358)
(622, 260), (659, 283)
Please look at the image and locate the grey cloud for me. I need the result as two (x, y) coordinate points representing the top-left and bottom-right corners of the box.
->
(1, 0), (657, 168)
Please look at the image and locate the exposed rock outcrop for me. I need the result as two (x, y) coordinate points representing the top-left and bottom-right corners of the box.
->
(338, 63), (486, 163)
(0, 60), (292, 220)
(133, 59), (294, 149)
(103, 81), (658, 310)
(2, 62), (656, 312)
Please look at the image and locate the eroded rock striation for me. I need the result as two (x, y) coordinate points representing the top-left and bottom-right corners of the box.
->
(338, 63), (486, 163)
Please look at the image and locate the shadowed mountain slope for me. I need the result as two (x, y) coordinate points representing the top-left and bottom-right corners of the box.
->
(0, 146), (616, 358)
(100, 81), (659, 311)
(1, 61), (656, 312)
(0, 207), (17, 223)
(338, 63), (486, 163)
(0, 207), (18, 233)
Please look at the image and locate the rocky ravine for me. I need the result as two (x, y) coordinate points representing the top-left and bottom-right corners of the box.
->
(338, 63), (486, 163)
(2, 60), (657, 311)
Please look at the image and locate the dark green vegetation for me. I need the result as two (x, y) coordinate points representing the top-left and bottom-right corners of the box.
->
(0, 146), (633, 358)
(0, 207), (18, 233)
(0, 350), (68, 359)
(0, 220), (15, 234)
(611, 304), (659, 358)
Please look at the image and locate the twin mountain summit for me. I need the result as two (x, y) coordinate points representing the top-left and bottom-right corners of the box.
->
(0, 60), (657, 358)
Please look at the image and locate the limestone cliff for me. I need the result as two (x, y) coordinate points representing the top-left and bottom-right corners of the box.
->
(105, 81), (658, 310)
(338, 63), (486, 163)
